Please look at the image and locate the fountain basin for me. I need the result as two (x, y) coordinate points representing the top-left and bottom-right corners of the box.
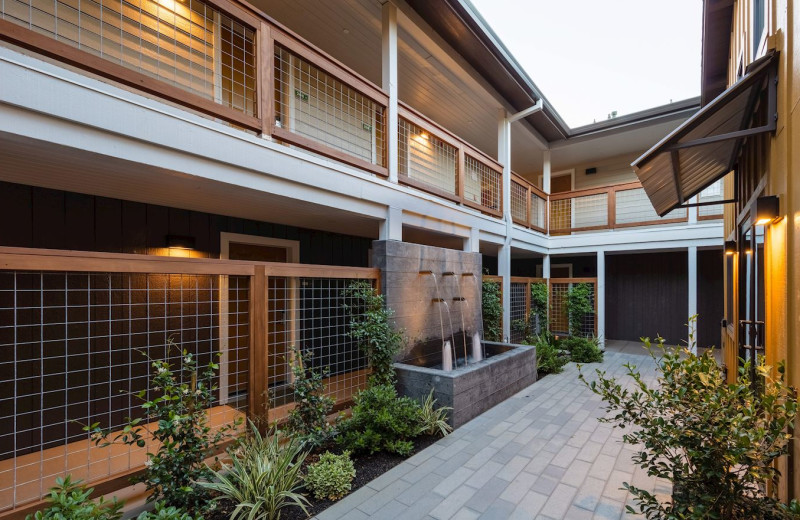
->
(395, 341), (536, 428)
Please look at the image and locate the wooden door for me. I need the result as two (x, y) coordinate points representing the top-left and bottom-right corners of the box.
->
(550, 174), (572, 234)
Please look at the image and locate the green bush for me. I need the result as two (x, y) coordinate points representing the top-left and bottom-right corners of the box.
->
(532, 332), (568, 375)
(27, 476), (123, 520)
(565, 283), (593, 337)
(563, 336), (603, 363)
(417, 388), (452, 437)
(344, 281), (404, 386)
(338, 384), (422, 456)
(286, 347), (335, 449)
(529, 281), (548, 334)
(579, 327), (800, 520)
(137, 502), (200, 520)
(481, 280), (502, 342)
(304, 451), (356, 501)
(86, 343), (238, 513)
(199, 421), (309, 520)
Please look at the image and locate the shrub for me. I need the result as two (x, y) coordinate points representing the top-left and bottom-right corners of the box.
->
(579, 328), (799, 520)
(565, 283), (594, 337)
(482, 280), (502, 342)
(199, 421), (309, 520)
(338, 384), (422, 456)
(304, 451), (356, 501)
(563, 336), (603, 363)
(532, 332), (568, 375)
(344, 281), (403, 386)
(86, 343), (238, 513)
(27, 476), (123, 520)
(137, 503), (200, 520)
(418, 388), (453, 437)
(529, 281), (548, 335)
(286, 347), (335, 449)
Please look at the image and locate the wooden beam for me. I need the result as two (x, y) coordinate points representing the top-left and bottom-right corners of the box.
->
(670, 150), (684, 205)
(249, 266), (268, 422)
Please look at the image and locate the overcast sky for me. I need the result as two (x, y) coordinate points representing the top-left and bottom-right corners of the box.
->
(468, 0), (702, 128)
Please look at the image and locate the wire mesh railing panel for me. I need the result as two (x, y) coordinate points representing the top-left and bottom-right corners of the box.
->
(274, 46), (386, 167)
(264, 277), (370, 420)
(531, 193), (546, 230)
(572, 193), (608, 229)
(1, 0), (258, 117)
(398, 118), (457, 195)
(616, 187), (687, 224)
(509, 282), (528, 343)
(463, 156), (501, 213)
(0, 270), (249, 511)
(549, 198), (571, 232)
(697, 179), (725, 217)
(548, 281), (596, 337)
(510, 180), (528, 224)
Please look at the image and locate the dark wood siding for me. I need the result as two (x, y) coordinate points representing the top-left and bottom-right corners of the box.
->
(0, 181), (372, 267)
(606, 251), (689, 346)
(697, 249), (724, 348)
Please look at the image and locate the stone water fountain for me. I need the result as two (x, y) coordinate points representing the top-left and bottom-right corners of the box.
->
(372, 240), (537, 427)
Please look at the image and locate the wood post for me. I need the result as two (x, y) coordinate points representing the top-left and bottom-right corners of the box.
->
(249, 265), (268, 422)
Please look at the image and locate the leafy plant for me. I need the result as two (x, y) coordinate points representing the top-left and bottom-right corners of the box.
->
(286, 347), (335, 449)
(482, 280), (503, 342)
(86, 342), (238, 513)
(531, 332), (568, 375)
(338, 384), (422, 456)
(418, 388), (453, 437)
(136, 502), (200, 520)
(563, 335), (603, 363)
(529, 281), (548, 335)
(304, 451), (356, 501)
(27, 476), (123, 520)
(344, 281), (404, 386)
(199, 421), (309, 520)
(579, 324), (799, 520)
(565, 282), (594, 337)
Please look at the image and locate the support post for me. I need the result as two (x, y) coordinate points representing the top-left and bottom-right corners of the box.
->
(542, 254), (551, 279)
(498, 244), (511, 342)
(379, 206), (403, 241)
(543, 149), (552, 194)
(382, 2), (398, 183)
(497, 109), (512, 342)
(249, 265), (268, 422)
(464, 227), (480, 253)
(688, 245), (698, 353)
(688, 195), (698, 224)
(597, 250), (606, 349)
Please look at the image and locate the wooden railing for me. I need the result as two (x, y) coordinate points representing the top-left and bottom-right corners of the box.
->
(511, 173), (548, 233)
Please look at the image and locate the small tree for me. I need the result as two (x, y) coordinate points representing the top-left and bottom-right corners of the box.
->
(565, 282), (593, 337)
(579, 326), (799, 519)
(344, 281), (403, 386)
(482, 280), (502, 342)
(286, 347), (335, 448)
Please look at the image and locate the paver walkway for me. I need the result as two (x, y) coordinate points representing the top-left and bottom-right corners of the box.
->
(315, 340), (669, 520)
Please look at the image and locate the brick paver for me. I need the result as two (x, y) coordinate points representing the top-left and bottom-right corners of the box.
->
(314, 341), (667, 520)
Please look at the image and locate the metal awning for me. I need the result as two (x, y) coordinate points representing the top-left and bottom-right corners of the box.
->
(632, 51), (777, 216)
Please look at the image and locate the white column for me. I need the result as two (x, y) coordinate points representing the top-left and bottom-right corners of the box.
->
(498, 245), (511, 342)
(382, 2), (398, 183)
(379, 206), (402, 241)
(688, 245), (698, 353)
(497, 109), (512, 342)
(464, 228), (480, 253)
(597, 250), (606, 349)
(688, 195), (698, 224)
(542, 149), (552, 194)
(542, 254), (551, 278)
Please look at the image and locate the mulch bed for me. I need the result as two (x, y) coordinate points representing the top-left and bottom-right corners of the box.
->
(207, 435), (439, 520)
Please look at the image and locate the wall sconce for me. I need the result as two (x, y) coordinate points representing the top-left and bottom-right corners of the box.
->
(412, 131), (429, 143)
(752, 195), (779, 226)
(166, 235), (195, 250)
(724, 241), (737, 255)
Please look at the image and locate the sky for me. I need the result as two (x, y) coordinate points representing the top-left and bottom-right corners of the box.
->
(468, 0), (703, 128)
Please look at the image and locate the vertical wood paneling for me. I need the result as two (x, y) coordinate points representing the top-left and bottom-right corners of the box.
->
(64, 192), (95, 251)
(32, 188), (65, 250)
(697, 250), (724, 348)
(122, 201), (148, 255)
(0, 183), (33, 247)
(95, 197), (122, 252)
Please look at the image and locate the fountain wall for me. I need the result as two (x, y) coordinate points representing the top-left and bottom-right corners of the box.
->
(371, 240), (482, 366)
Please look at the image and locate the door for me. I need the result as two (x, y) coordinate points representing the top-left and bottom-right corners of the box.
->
(550, 174), (573, 234)
(737, 224), (765, 387)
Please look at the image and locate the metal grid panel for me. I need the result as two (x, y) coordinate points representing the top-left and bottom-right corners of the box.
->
(265, 277), (370, 416)
(275, 46), (386, 167)
(398, 118), (457, 195)
(0, 271), (249, 511)
(697, 179), (724, 217)
(531, 193), (546, 229)
(509, 281), (527, 343)
(510, 180), (528, 223)
(616, 188), (687, 224)
(463, 156), (501, 212)
(549, 281), (596, 337)
(572, 193), (608, 229)
(1, 0), (258, 116)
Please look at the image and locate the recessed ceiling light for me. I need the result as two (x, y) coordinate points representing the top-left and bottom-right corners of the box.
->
(343, 28), (350, 34)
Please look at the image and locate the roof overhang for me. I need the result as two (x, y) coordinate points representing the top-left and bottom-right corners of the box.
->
(632, 51), (777, 217)
(701, 0), (735, 106)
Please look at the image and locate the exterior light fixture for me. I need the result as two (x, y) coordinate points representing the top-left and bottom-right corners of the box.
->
(724, 241), (737, 255)
(752, 195), (779, 226)
(166, 235), (195, 250)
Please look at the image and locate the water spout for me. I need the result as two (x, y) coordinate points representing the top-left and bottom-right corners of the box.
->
(442, 340), (453, 371)
(422, 271), (458, 369)
(472, 331), (483, 362)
